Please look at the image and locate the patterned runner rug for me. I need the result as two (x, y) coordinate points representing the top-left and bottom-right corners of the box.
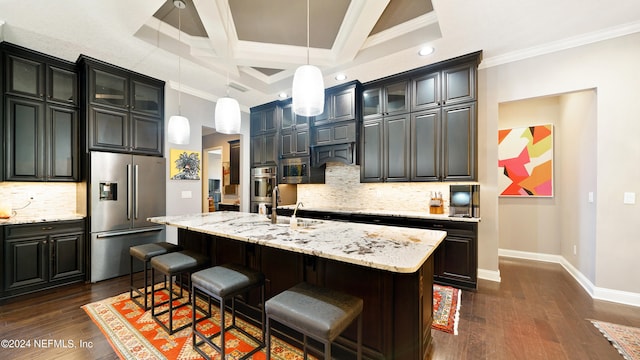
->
(591, 320), (640, 360)
(82, 284), (314, 360)
(432, 284), (461, 335)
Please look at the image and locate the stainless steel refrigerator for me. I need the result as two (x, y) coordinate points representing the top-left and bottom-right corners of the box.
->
(89, 151), (166, 282)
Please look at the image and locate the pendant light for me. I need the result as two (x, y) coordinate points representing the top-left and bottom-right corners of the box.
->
(292, 0), (324, 117)
(167, 0), (191, 145)
(214, 1), (241, 134)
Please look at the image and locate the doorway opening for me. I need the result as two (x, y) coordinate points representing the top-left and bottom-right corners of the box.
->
(202, 146), (222, 212)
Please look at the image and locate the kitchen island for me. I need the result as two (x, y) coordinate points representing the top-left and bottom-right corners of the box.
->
(149, 212), (446, 360)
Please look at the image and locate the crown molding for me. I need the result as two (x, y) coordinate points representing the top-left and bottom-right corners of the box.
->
(480, 20), (640, 69)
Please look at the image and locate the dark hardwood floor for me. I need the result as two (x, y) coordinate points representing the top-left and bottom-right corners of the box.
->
(431, 258), (640, 360)
(1, 257), (638, 359)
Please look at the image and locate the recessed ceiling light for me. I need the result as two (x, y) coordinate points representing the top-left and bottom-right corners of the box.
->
(418, 47), (435, 56)
(335, 73), (347, 81)
(278, 92), (288, 99)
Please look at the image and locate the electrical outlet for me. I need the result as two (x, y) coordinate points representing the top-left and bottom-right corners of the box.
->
(623, 192), (636, 205)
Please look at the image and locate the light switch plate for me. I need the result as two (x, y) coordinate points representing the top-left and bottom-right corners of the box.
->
(623, 192), (636, 204)
(588, 192), (594, 203)
(181, 190), (193, 199)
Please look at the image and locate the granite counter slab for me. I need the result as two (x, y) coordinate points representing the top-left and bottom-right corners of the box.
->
(0, 214), (85, 225)
(148, 212), (446, 274)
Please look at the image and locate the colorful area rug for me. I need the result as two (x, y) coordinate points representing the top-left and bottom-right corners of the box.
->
(591, 320), (640, 360)
(82, 284), (315, 360)
(432, 284), (461, 335)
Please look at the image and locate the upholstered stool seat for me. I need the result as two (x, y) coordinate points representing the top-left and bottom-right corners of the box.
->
(265, 282), (363, 360)
(191, 264), (265, 359)
(129, 242), (182, 310)
(150, 250), (208, 334)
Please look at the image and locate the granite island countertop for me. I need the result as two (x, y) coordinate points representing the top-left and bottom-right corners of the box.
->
(148, 212), (446, 274)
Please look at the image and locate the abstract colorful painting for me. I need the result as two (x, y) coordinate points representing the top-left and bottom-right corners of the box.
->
(498, 124), (553, 197)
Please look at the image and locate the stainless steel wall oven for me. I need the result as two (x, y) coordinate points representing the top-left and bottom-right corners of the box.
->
(250, 166), (277, 212)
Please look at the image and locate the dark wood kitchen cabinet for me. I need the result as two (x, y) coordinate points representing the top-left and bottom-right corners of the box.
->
(431, 220), (477, 290)
(2, 43), (79, 182)
(3, 43), (78, 106)
(411, 102), (476, 181)
(362, 79), (410, 120)
(361, 51), (481, 182)
(310, 81), (361, 167)
(312, 142), (355, 167)
(229, 139), (240, 185)
(1, 219), (86, 300)
(361, 78), (411, 182)
(280, 101), (309, 158)
(79, 56), (164, 156)
(361, 114), (410, 182)
(412, 62), (476, 111)
(250, 102), (279, 167)
(250, 101), (279, 135)
(251, 134), (277, 167)
(313, 81), (359, 126)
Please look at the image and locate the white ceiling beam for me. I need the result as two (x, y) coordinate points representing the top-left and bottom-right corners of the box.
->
(331, 0), (389, 63)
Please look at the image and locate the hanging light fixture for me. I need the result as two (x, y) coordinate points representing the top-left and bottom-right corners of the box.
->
(292, 0), (324, 117)
(167, 0), (190, 144)
(214, 1), (241, 134)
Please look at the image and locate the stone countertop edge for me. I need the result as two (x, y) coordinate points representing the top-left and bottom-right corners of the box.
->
(0, 214), (86, 225)
(278, 205), (481, 222)
(148, 212), (447, 274)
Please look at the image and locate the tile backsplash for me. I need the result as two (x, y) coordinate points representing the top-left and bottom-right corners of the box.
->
(0, 182), (84, 219)
(297, 162), (466, 213)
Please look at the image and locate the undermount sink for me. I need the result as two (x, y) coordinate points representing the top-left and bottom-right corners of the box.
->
(274, 217), (322, 229)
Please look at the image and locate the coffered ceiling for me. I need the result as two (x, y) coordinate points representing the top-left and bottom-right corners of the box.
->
(1, 0), (640, 124)
(135, 0), (440, 104)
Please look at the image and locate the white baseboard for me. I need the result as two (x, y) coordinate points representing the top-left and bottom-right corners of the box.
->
(499, 249), (640, 308)
(478, 268), (501, 282)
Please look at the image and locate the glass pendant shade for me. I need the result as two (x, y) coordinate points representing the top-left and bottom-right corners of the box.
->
(292, 64), (325, 116)
(167, 115), (190, 144)
(215, 97), (241, 134)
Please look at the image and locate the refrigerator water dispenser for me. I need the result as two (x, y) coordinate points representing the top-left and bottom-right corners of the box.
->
(99, 182), (117, 201)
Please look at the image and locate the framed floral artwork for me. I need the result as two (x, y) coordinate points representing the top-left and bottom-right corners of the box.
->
(170, 149), (201, 180)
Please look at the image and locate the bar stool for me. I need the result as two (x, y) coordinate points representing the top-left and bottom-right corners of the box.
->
(265, 282), (363, 360)
(191, 264), (266, 359)
(129, 242), (182, 310)
(150, 250), (209, 334)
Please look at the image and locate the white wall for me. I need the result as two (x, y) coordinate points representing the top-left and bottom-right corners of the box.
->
(481, 32), (640, 299)
(164, 88), (250, 243)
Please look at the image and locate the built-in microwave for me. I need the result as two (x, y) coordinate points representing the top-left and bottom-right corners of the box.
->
(279, 157), (325, 184)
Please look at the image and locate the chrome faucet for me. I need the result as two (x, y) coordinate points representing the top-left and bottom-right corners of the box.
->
(271, 185), (280, 224)
(293, 202), (304, 217)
